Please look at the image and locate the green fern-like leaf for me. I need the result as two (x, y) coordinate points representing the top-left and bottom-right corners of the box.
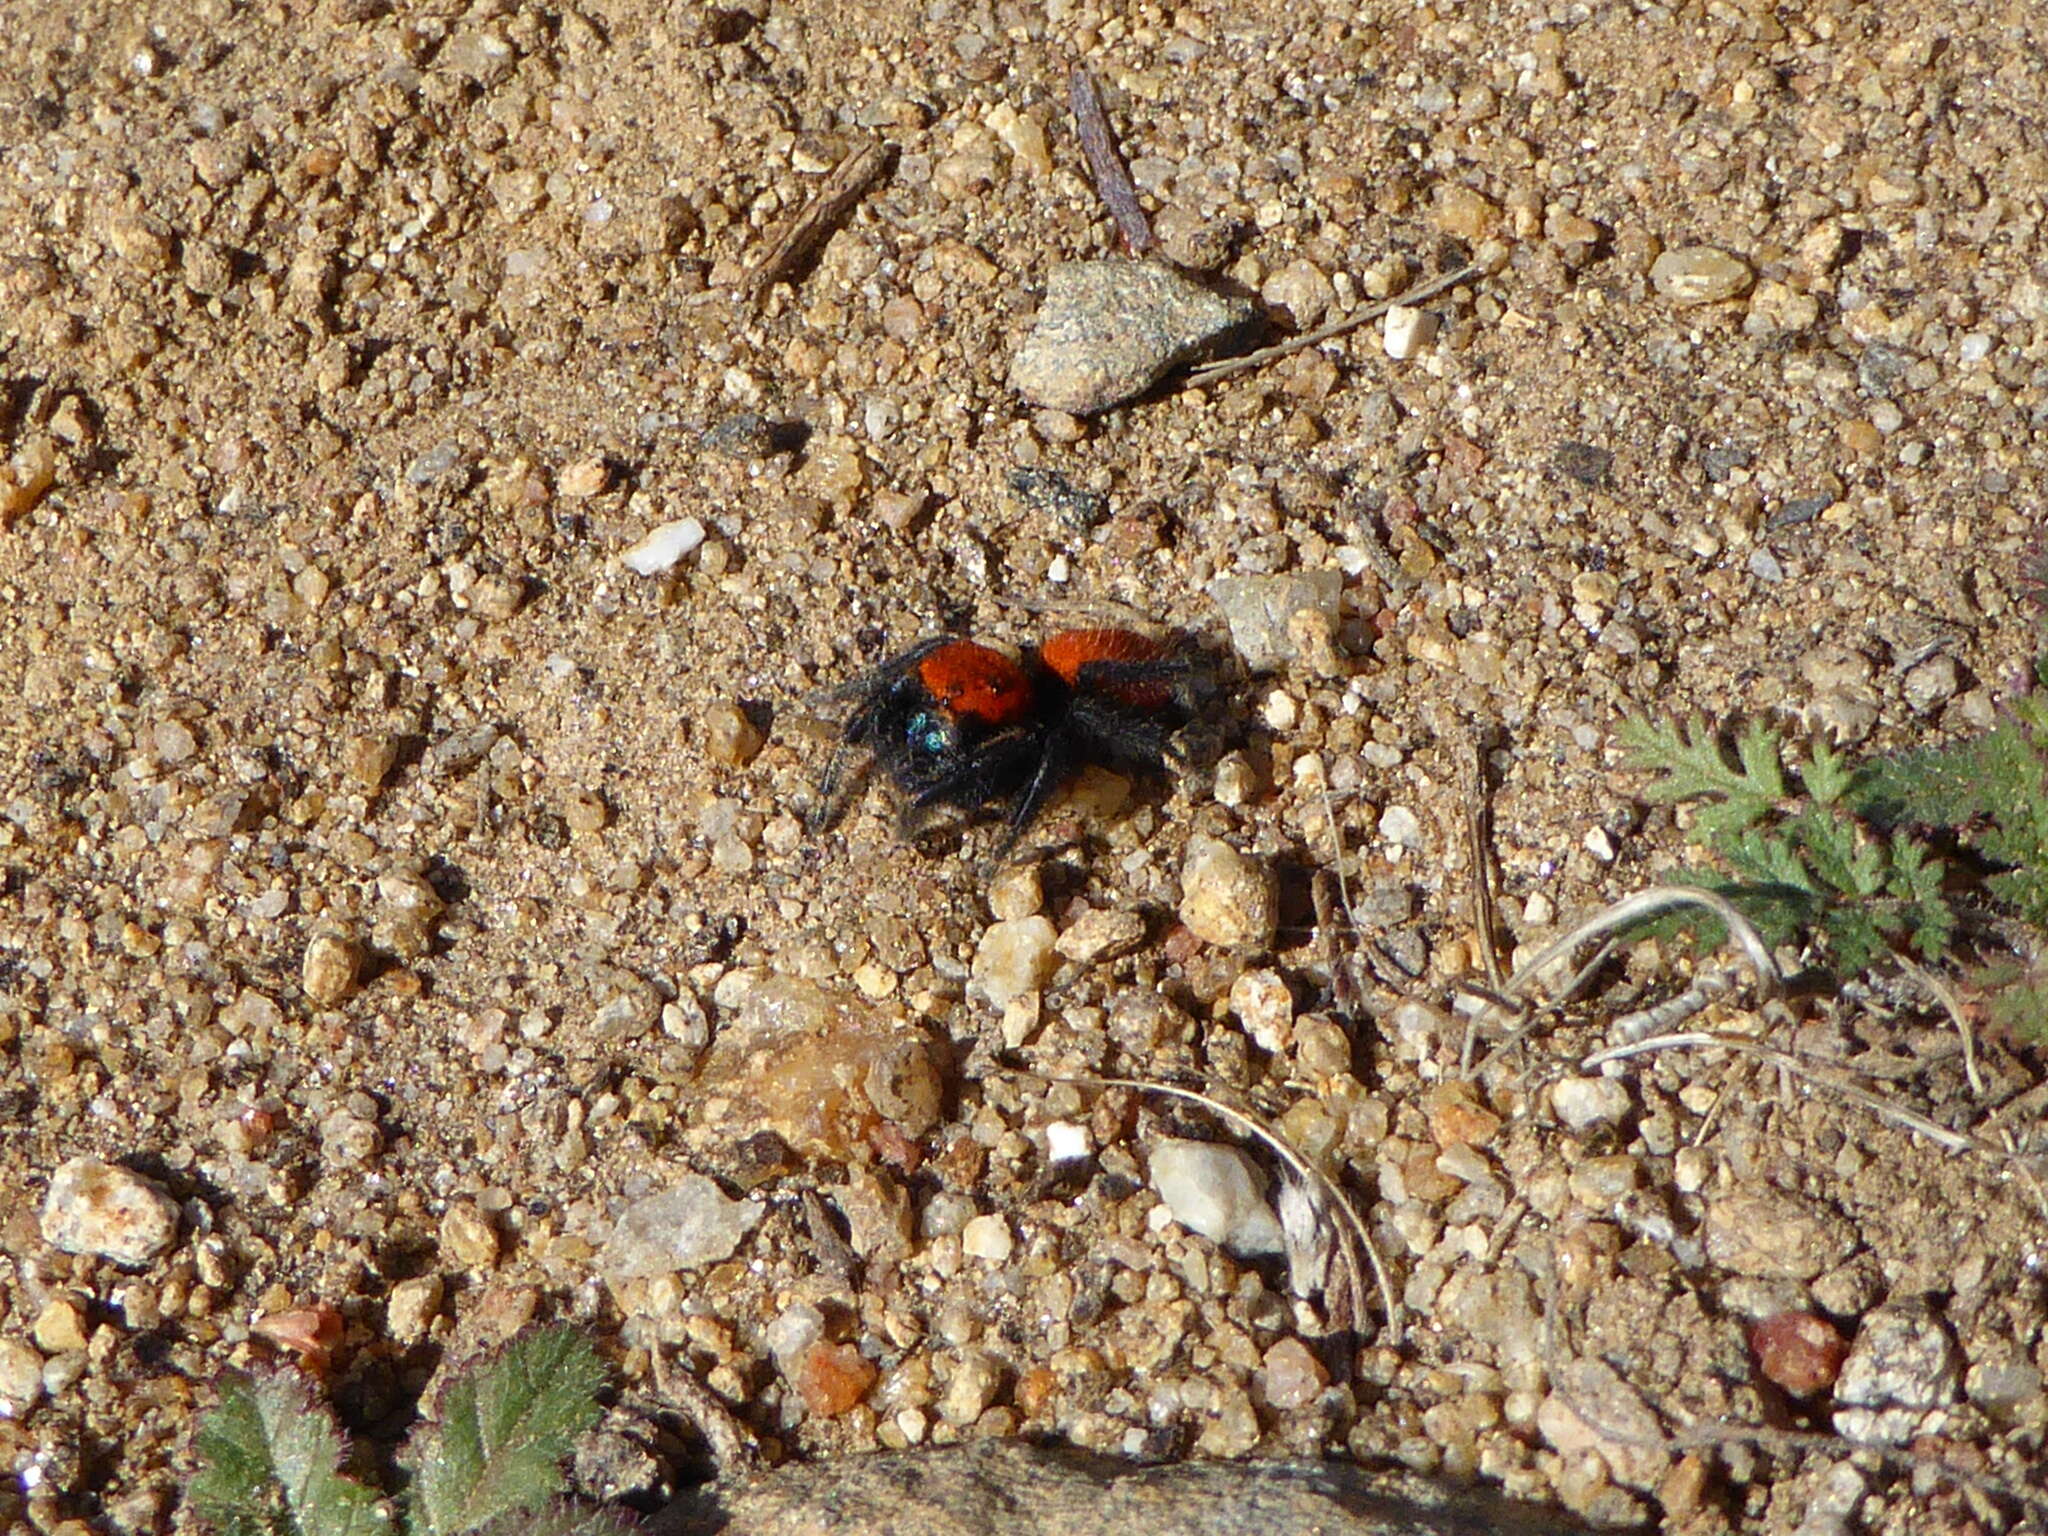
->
(1619, 715), (1782, 830)
(404, 1328), (608, 1536)
(1799, 736), (1857, 806)
(1854, 697), (2048, 932)
(191, 1373), (391, 1536)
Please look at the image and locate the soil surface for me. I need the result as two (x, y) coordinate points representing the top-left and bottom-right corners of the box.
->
(2, 0), (2045, 1532)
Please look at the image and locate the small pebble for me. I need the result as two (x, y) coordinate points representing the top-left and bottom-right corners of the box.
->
(1009, 260), (1257, 415)
(467, 572), (525, 620)
(1382, 304), (1438, 360)
(1550, 1076), (1632, 1132)
(386, 1275), (445, 1344)
(1208, 571), (1343, 670)
(986, 862), (1042, 921)
(600, 1176), (763, 1280)
(40, 1158), (181, 1269)
(622, 516), (706, 575)
(702, 702), (764, 766)
(559, 455), (612, 497)
(1832, 1301), (1960, 1444)
(798, 1342), (878, 1418)
(1150, 1139), (1286, 1257)
(938, 1350), (1003, 1426)
(1228, 969), (1294, 1053)
(1257, 1337), (1329, 1411)
(972, 917), (1058, 1007)
(1752, 1311), (1848, 1396)
(33, 1295), (91, 1355)
(301, 932), (359, 1008)
(344, 734), (400, 791)
(439, 1203), (499, 1269)
(961, 1214), (1014, 1262)
(0, 1338), (45, 1415)
(1702, 1190), (1856, 1280)
(1177, 835), (1277, 949)
(1054, 907), (1145, 964)
(1650, 246), (1753, 304)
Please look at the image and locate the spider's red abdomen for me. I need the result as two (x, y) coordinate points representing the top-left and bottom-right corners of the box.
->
(1037, 628), (1174, 708)
(915, 640), (1036, 727)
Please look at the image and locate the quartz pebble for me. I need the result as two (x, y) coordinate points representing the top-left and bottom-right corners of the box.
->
(1832, 1302), (1960, 1444)
(1009, 260), (1257, 415)
(1382, 304), (1438, 360)
(40, 1158), (181, 1269)
(1650, 246), (1753, 304)
(701, 701), (764, 766)
(1178, 835), (1276, 949)
(939, 1350), (1003, 1425)
(600, 1176), (763, 1281)
(386, 1275), (445, 1344)
(301, 931), (359, 1008)
(695, 977), (943, 1158)
(972, 916), (1057, 1007)
(961, 1213), (1014, 1263)
(1148, 1138), (1285, 1257)
(622, 516), (706, 575)
(439, 1203), (500, 1269)
(1549, 1076), (1631, 1132)
(1208, 571), (1343, 671)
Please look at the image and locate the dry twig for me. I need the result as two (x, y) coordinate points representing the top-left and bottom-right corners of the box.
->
(1183, 262), (1481, 388)
(1068, 66), (1153, 254)
(1009, 1070), (1401, 1350)
(744, 135), (890, 301)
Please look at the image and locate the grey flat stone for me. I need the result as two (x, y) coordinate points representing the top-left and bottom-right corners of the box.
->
(1009, 260), (1259, 415)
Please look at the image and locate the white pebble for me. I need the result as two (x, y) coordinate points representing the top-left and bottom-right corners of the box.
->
(961, 1214), (1014, 1262)
(622, 517), (707, 576)
(1149, 1138), (1286, 1256)
(1551, 1076), (1633, 1132)
(1382, 304), (1439, 360)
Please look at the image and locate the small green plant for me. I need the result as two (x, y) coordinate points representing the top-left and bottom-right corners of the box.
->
(190, 1327), (625, 1536)
(1618, 716), (1955, 972)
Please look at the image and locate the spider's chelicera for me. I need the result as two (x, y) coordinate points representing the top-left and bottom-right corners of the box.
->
(813, 628), (1192, 857)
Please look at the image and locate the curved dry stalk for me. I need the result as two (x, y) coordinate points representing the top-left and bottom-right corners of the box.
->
(1894, 950), (1986, 1097)
(1466, 885), (1784, 1076)
(1005, 1070), (1401, 1348)
(1582, 1030), (1981, 1154)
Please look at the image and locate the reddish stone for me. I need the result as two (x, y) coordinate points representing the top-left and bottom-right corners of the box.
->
(798, 1341), (877, 1418)
(1751, 1311), (1848, 1395)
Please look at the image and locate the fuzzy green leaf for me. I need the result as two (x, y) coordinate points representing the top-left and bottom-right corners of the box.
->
(1619, 715), (1779, 829)
(191, 1374), (390, 1536)
(1787, 808), (1885, 898)
(404, 1328), (608, 1536)
(1800, 737), (1856, 806)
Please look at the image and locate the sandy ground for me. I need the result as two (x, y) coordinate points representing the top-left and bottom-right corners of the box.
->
(2, 0), (2046, 1530)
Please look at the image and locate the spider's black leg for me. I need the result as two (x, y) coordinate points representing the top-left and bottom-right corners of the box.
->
(895, 728), (1040, 835)
(987, 733), (1083, 863)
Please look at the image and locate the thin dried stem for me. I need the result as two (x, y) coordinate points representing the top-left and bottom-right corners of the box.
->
(1895, 950), (1985, 1097)
(744, 135), (891, 302)
(1068, 66), (1154, 254)
(1184, 263), (1481, 387)
(1466, 884), (1781, 1077)
(1008, 1070), (1401, 1349)
(1582, 1030), (1980, 1154)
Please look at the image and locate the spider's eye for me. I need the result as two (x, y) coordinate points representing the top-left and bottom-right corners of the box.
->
(905, 710), (957, 760)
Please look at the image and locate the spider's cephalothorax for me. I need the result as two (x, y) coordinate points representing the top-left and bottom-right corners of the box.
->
(813, 628), (1190, 857)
